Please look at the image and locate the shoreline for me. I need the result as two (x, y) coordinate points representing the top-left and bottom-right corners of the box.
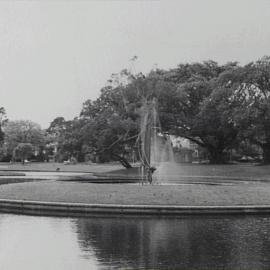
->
(0, 180), (270, 216)
(1, 198), (270, 217)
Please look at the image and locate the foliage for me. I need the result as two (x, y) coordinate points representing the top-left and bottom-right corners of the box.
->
(46, 57), (270, 165)
(220, 56), (270, 163)
(0, 107), (7, 145)
(79, 70), (181, 167)
(13, 143), (33, 164)
(159, 62), (240, 163)
(3, 120), (45, 156)
(79, 84), (139, 167)
(47, 117), (84, 162)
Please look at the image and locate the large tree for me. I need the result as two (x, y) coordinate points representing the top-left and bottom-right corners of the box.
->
(48, 58), (270, 165)
(221, 57), (270, 163)
(77, 62), (242, 165)
(160, 61), (240, 163)
(79, 84), (139, 167)
(78, 70), (177, 168)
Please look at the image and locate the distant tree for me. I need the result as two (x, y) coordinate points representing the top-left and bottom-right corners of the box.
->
(0, 107), (7, 145)
(0, 108), (8, 161)
(47, 117), (67, 138)
(47, 117), (86, 162)
(3, 120), (45, 157)
(13, 143), (33, 164)
(46, 117), (67, 160)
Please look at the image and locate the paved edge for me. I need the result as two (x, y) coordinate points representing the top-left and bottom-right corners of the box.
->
(1, 199), (270, 217)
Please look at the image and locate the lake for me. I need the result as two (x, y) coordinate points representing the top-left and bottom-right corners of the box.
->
(0, 213), (270, 269)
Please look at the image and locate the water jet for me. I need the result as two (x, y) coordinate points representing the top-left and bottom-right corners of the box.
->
(139, 98), (175, 184)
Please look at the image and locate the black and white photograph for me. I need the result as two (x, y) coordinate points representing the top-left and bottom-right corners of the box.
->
(1, 0), (270, 269)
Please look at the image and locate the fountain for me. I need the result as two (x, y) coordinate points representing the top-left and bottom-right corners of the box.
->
(138, 98), (175, 184)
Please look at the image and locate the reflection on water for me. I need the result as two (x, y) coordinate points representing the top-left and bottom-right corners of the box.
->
(76, 216), (270, 269)
(1, 214), (270, 269)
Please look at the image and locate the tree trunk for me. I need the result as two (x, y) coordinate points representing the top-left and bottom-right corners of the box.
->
(262, 142), (270, 164)
(112, 154), (132, 169)
(208, 148), (226, 164)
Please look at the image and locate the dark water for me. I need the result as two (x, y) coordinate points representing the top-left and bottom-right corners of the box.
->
(1, 214), (270, 269)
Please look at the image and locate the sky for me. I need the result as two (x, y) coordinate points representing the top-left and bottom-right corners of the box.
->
(0, 0), (270, 128)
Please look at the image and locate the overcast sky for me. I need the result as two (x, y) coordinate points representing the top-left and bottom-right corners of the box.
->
(0, 0), (270, 128)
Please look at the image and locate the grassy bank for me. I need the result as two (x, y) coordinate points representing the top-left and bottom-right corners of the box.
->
(1, 162), (270, 179)
(0, 163), (270, 207)
(0, 162), (123, 173)
(0, 172), (25, 176)
(0, 180), (270, 206)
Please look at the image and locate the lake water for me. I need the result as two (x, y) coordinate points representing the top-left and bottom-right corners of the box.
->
(0, 213), (270, 269)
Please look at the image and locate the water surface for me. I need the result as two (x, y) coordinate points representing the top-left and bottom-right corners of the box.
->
(0, 213), (270, 269)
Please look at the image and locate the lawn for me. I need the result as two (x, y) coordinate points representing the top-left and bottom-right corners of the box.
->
(0, 162), (270, 180)
(1, 180), (270, 206)
(0, 162), (270, 206)
(0, 162), (123, 173)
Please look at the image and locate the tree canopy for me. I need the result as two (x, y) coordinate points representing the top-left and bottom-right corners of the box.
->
(13, 143), (34, 164)
(39, 57), (270, 165)
(3, 120), (45, 158)
(220, 57), (270, 163)
(0, 107), (7, 145)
